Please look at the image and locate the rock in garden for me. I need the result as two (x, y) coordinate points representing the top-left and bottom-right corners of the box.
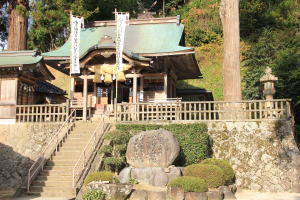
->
(119, 167), (132, 184)
(167, 186), (185, 200)
(206, 190), (224, 200)
(129, 190), (148, 200)
(147, 191), (167, 200)
(131, 167), (169, 186)
(126, 129), (180, 168)
(185, 192), (208, 200)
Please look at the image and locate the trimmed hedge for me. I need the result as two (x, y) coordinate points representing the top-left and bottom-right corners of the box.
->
(116, 123), (209, 166)
(84, 171), (116, 185)
(184, 164), (225, 188)
(168, 176), (208, 192)
(201, 158), (235, 185)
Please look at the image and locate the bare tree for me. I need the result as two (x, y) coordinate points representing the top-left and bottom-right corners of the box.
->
(220, 0), (242, 101)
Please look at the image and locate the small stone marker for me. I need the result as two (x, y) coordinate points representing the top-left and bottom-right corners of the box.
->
(126, 129), (180, 168)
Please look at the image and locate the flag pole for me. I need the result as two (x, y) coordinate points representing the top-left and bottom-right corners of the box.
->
(115, 10), (118, 105)
(69, 10), (73, 101)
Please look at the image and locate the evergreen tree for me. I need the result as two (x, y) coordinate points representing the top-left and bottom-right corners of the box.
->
(1, 0), (29, 50)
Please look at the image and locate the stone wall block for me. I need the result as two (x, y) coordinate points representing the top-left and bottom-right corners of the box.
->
(208, 121), (300, 192)
(129, 190), (148, 200)
(167, 187), (185, 200)
(147, 191), (167, 200)
(185, 192), (208, 200)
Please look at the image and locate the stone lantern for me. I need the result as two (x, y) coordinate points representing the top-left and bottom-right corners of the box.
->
(260, 67), (278, 100)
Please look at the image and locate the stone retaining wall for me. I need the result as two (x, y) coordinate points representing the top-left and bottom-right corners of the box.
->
(208, 120), (300, 192)
(0, 123), (61, 194)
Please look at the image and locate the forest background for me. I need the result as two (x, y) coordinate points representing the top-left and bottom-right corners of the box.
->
(0, 0), (299, 104)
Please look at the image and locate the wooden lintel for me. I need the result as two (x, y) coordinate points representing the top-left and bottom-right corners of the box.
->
(125, 74), (142, 78)
(142, 73), (165, 77)
(79, 75), (94, 79)
(140, 50), (195, 57)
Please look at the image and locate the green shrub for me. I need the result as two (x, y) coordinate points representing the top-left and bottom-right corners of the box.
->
(115, 123), (209, 166)
(128, 177), (139, 184)
(84, 171), (116, 185)
(82, 190), (105, 200)
(103, 157), (126, 172)
(184, 164), (225, 188)
(116, 124), (163, 135)
(201, 158), (235, 185)
(164, 123), (209, 166)
(105, 130), (132, 145)
(100, 130), (131, 173)
(168, 176), (208, 192)
(99, 145), (113, 155)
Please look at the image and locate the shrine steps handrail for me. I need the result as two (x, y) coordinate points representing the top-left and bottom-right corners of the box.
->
(27, 109), (76, 192)
(72, 118), (111, 189)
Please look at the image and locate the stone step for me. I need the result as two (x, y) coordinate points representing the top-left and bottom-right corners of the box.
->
(62, 142), (89, 147)
(28, 191), (75, 198)
(32, 180), (73, 187)
(67, 133), (93, 138)
(36, 175), (72, 181)
(40, 169), (73, 176)
(29, 186), (75, 196)
(30, 185), (74, 192)
(47, 160), (77, 166)
(44, 165), (74, 171)
(54, 151), (83, 158)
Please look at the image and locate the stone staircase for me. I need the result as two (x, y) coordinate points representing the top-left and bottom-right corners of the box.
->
(28, 121), (100, 198)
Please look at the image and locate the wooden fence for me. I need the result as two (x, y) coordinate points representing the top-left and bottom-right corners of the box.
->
(115, 99), (291, 122)
(16, 104), (68, 123)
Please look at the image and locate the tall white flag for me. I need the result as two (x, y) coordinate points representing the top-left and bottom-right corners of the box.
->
(116, 13), (129, 72)
(70, 16), (82, 74)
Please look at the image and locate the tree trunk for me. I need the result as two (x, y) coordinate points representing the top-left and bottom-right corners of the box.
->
(221, 0), (242, 101)
(7, 0), (28, 51)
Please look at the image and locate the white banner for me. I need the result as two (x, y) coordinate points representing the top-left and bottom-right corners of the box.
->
(116, 13), (129, 72)
(70, 16), (82, 74)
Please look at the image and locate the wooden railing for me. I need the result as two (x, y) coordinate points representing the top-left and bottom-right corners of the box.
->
(72, 118), (111, 189)
(115, 99), (291, 122)
(16, 104), (67, 122)
(27, 110), (76, 192)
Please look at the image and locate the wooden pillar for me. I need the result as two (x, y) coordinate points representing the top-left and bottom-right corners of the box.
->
(83, 75), (88, 121)
(164, 73), (168, 99)
(70, 77), (75, 100)
(139, 76), (144, 102)
(133, 76), (137, 104)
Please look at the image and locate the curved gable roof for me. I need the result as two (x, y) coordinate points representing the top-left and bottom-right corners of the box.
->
(43, 22), (192, 59)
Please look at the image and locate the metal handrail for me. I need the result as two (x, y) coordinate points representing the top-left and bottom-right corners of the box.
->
(72, 118), (108, 188)
(27, 109), (76, 192)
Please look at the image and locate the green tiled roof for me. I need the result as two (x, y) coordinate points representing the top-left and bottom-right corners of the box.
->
(43, 23), (192, 59)
(0, 50), (43, 66)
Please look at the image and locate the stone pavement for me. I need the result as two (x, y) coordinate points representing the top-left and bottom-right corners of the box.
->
(236, 190), (300, 200)
(12, 196), (73, 200)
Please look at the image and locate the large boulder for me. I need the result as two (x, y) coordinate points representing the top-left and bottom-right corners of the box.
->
(126, 129), (180, 168)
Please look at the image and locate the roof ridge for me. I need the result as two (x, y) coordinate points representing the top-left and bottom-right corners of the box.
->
(86, 16), (181, 28)
(0, 50), (40, 57)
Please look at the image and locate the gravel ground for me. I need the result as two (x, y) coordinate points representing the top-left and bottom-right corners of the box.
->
(236, 190), (300, 200)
